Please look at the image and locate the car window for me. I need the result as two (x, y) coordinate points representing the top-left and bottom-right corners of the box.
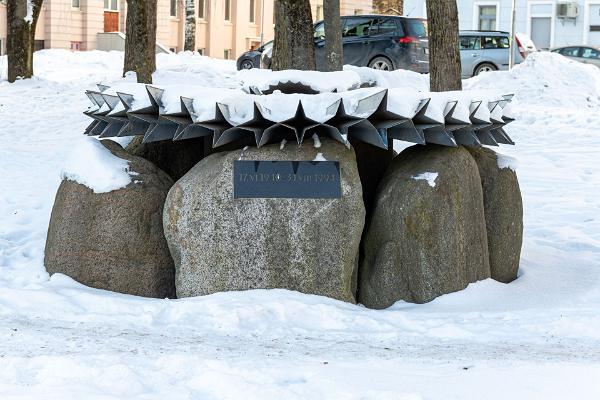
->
(459, 36), (481, 50)
(481, 36), (509, 49)
(314, 22), (325, 41)
(581, 47), (600, 59)
(560, 47), (580, 57)
(374, 18), (400, 36)
(343, 18), (374, 37)
(405, 19), (427, 38)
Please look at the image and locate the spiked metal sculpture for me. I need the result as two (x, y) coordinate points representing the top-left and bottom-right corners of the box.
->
(83, 84), (515, 151)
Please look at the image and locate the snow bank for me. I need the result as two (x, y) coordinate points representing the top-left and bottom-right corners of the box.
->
(61, 138), (134, 193)
(465, 51), (600, 109)
(497, 153), (519, 171)
(345, 64), (429, 91)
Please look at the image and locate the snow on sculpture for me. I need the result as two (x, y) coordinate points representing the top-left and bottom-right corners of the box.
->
(82, 83), (515, 150)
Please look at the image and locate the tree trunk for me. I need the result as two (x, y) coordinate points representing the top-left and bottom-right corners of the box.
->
(426, 0), (462, 92)
(323, 0), (343, 71)
(184, 0), (195, 51)
(6, 0), (43, 83)
(272, 0), (315, 71)
(373, 0), (403, 15)
(124, 0), (157, 83)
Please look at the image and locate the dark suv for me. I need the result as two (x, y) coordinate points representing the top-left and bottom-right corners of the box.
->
(260, 15), (429, 72)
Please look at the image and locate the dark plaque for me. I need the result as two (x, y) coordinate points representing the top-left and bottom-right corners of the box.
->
(233, 160), (341, 199)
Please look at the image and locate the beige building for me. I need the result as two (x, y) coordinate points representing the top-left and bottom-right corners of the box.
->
(0, 0), (373, 58)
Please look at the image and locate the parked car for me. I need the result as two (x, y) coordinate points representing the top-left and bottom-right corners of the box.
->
(260, 15), (429, 73)
(459, 31), (536, 77)
(236, 41), (272, 70)
(551, 46), (600, 67)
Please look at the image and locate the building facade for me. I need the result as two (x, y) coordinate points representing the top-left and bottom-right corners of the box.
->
(0, 0), (373, 57)
(404, 0), (600, 48)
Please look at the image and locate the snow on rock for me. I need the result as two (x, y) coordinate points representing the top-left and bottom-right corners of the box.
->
(411, 172), (438, 187)
(312, 133), (321, 148)
(61, 138), (134, 193)
(345, 64), (429, 91)
(236, 68), (362, 93)
(497, 153), (519, 171)
(313, 152), (327, 161)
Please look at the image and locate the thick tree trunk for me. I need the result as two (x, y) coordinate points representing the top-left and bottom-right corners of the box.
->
(184, 0), (195, 51)
(323, 0), (343, 71)
(272, 0), (315, 71)
(124, 0), (157, 83)
(373, 0), (403, 15)
(426, 0), (462, 92)
(6, 0), (43, 83)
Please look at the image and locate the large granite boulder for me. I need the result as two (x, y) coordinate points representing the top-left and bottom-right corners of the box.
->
(45, 140), (176, 298)
(359, 145), (491, 308)
(467, 147), (523, 283)
(163, 139), (365, 303)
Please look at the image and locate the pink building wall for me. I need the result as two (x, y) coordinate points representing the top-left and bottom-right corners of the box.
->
(0, 0), (373, 58)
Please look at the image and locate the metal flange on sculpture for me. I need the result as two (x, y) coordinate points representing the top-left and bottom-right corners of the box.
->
(82, 82), (515, 150)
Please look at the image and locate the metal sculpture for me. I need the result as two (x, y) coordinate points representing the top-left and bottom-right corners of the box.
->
(83, 84), (515, 150)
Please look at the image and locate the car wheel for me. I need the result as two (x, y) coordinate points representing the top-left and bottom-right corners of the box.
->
(369, 57), (393, 71)
(474, 62), (497, 76)
(240, 60), (254, 69)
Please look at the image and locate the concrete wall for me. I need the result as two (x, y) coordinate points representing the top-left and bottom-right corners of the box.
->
(404, 0), (600, 47)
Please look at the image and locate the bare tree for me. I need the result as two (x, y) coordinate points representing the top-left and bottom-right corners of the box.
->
(373, 0), (403, 15)
(184, 0), (195, 51)
(426, 0), (462, 91)
(123, 0), (157, 83)
(323, 0), (343, 71)
(6, 0), (43, 83)
(272, 0), (315, 71)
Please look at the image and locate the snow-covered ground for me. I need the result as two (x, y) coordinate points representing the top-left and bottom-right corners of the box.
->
(1, 50), (599, 399)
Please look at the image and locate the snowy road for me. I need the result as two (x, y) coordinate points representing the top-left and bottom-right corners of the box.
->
(1, 50), (600, 399)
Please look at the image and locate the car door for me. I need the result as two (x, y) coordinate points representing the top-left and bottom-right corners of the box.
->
(578, 47), (600, 67)
(366, 18), (402, 67)
(342, 17), (376, 66)
(459, 36), (482, 77)
(481, 35), (510, 71)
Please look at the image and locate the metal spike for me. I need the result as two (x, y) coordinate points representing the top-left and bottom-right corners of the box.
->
(347, 120), (388, 149)
(100, 94), (120, 111)
(116, 92), (135, 111)
(97, 84), (110, 93)
(280, 101), (320, 144)
(174, 124), (213, 141)
(387, 119), (426, 144)
(117, 120), (151, 137)
(146, 85), (165, 109)
(453, 127), (482, 147)
(413, 98), (443, 125)
(84, 120), (99, 135)
(423, 126), (457, 147)
(142, 123), (178, 143)
(99, 122), (126, 138)
(90, 120), (109, 136)
(323, 98), (363, 136)
(258, 124), (296, 148)
(475, 129), (499, 146)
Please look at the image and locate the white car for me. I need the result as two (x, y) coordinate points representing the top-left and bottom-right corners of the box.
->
(551, 46), (600, 67)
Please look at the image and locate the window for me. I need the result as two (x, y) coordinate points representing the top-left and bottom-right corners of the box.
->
(478, 5), (497, 30)
(72, 0), (80, 8)
(250, 0), (255, 23)
(375, 19), (398, 36)
(70, 41), (81, 51)
(170, 0), (177, 17)
(104, 0), (117, 11)
(316, 5), (323, 21)
(314, 22), (325, 40)
(559, 47), (579, 56)
(225, 0), (231, 21)
(354, 9), (362, 15)
(406, 19), (427, 38)
(198, 0), (205, 19)
(581, 47), (600, 59)
(460, 36), (481, 50)
(481, 36), (509, 49)
(343, 18), (373, 37)
(224, 49), (231, 59)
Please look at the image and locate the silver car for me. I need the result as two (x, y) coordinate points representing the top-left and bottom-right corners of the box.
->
(551, 46), (600, 67)
(459, 31), (529, 77)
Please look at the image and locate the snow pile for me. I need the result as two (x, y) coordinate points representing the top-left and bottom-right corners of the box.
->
(236, 68), (362, 93)
(61, 138), (134, 193)
(465, 51), (600, 109)
(412, 172), (438, 187)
